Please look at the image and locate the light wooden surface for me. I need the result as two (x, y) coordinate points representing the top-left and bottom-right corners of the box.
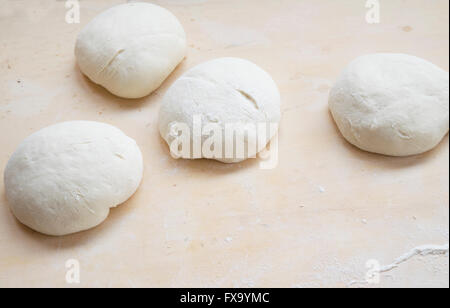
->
(0, 0), (448, 288)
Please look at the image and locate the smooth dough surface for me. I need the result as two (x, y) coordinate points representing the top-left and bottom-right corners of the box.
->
(329, 53), (449, 156)
(159, 57), (281, 163)
(4, 121), (143, 236)
(75, 2), (186, 99)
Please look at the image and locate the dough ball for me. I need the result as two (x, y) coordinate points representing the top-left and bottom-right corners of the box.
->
(159, 57), (281, 163)
(75, 2), (186, 99)
(329, 53), (449, 156)
(4, 121), (143, 236)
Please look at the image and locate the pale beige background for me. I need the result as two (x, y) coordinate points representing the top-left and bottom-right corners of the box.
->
(0, 0), (448, 288)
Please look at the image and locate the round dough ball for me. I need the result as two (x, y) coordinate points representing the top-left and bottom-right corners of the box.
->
(75, 2), (186, 99)
(159, 57), (281, 163)
(329, 53), (449, 156)
(4, 121), (143, 236)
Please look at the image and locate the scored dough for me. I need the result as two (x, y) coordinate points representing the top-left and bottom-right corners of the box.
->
(159, 57), (281, 163)
(75, 2), (186, 99)
(4, 121), (143, 236)
(329, 53), (449, 156)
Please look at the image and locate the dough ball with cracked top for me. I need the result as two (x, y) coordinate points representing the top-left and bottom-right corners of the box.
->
(75, 2), (186, 99)
(159, 57), (281, 163)
(4, 121), (143, 236)
(329, 53), (449, 156)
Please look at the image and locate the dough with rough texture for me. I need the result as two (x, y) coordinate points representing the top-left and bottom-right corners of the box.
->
(159, 57), (281, 163)
(4, 121), (143, 236)
(75, 2), (186, 99)
(329, 53), (449, 156)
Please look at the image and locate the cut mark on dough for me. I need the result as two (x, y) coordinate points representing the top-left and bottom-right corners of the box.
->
(392, 125), (412, 140)
(115, 153), (126, 160)
(396, 130), (412, 140)
(237, 89), (259, 110)
(97, 49), (125, 76)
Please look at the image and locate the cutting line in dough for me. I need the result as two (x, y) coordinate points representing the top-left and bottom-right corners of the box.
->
(97, 49), (125, 76)
(236, 89), (259, 110)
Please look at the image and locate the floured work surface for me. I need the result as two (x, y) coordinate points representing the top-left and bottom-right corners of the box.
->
(0, 0), (448, 287)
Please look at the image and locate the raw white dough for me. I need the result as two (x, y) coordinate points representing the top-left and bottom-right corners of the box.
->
(75, 2), (186, 99)
(4, 121), (143, 236)
(159, 57), (281, 163)
(329, 53), (449, 156)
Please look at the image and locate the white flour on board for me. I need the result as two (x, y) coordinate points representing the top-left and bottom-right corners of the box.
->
(348, 243), (449, 287)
